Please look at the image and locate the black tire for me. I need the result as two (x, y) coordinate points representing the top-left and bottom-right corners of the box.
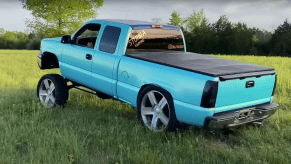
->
(137, 85), (179, 132)
(37, 74), (68, 108)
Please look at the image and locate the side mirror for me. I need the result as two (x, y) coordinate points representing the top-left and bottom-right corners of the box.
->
(61, 35), (71, 44)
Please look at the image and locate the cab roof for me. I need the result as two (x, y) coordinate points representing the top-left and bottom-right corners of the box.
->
(91, 19), (180, 30)
(98, 19), (160, 25)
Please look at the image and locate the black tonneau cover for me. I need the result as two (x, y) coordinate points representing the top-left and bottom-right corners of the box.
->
(125, 52), (276, 81)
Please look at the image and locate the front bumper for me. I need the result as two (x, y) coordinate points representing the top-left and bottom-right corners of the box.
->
(204, 102), (278, 129)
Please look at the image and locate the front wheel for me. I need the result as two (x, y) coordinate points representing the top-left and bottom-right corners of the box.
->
(37, 74), (68, 108)
(137, 86), (179, 132)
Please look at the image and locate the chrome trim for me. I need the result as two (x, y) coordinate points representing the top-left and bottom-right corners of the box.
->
(205, 103), (278, 129)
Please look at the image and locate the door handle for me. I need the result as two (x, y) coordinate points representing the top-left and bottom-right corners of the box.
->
(86, 54), (92, 60)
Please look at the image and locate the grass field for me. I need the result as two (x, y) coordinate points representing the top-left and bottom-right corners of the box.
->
(0, 50), (291, 164)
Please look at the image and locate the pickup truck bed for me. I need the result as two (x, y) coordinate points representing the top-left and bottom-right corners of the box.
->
(126, 52), (276, 80)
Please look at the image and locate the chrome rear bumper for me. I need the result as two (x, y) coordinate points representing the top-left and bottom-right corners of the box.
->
(204, 102), (278, 129)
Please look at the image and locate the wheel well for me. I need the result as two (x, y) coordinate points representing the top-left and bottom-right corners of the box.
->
(43, 52), (59, 68)
(137, 84), (174, 104)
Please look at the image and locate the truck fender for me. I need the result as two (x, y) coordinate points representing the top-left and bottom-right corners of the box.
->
(137, 84), (174, 104)
(37, 52), (59, 69)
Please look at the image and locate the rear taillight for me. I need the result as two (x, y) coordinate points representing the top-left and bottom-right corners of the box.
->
(201, 81), (218, 108)
(272, 74), (277, 96)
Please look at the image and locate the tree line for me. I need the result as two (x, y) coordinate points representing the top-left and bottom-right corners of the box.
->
(167, 10), (291, 57)
(0, 29), (42, 50)
(0, 1), (290, 57)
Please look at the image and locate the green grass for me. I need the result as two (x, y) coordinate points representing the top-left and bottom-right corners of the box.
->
(0, 50), (291, 164)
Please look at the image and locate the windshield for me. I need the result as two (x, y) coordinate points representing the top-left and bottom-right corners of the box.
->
(126, 28), (184, 53)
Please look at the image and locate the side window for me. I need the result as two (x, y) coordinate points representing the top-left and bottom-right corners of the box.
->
(99, 26), (121, 54)
(74, 24), (101, 49)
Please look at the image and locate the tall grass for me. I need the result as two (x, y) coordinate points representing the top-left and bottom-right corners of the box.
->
(0, 50), (290, 164)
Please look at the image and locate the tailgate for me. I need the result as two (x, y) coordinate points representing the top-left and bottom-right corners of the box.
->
(215, 73), (276, 108)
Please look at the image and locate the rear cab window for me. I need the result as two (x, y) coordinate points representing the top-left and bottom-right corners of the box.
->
(99, 25), (121, 54)
(126, 26), (184, 53)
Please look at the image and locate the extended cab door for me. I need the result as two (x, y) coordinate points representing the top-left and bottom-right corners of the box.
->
(91, 23), (123, 96)
(61, 23), (102, 87)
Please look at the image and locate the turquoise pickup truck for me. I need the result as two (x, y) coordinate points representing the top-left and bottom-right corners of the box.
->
(37, 19), (278, 132)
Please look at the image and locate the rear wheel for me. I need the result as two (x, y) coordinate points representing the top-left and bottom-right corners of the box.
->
(37, 74), (68, 108)
(137, 86), (179, 132)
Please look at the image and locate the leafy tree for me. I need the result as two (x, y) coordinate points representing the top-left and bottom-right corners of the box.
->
(20, 0), (104, 38)
(211, 15), (233, 54)
(212, 15), (231, 33)
(0, 28), (5, 35)
(270, 19), (291, 57)
(185, 9), (205, 32)
(254, 29), (272, 44)
(0, 30), (29, 49)
(183, 11), (213, 54)
(196, 17), (214, 54)
(252, 35), (259, 44)
(249, 34), (259, 55)
(252, 29), (272, 55)
(169, 11), (182, 27)
(230, 22), (254, 55)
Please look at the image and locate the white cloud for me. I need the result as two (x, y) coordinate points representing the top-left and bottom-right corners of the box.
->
(240, 15), (277, 29)
(223, 4), (240, 14)
(203, 8), (222, 23)
(280, 7), (291, 21)
(0, 2), (33, 31)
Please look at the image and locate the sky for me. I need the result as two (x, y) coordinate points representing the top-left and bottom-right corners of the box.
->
(0, 0), (290, 32)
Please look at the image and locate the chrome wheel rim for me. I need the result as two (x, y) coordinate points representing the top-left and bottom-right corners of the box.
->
(141, 91), (170, 132)
(39, 79), (56, 108)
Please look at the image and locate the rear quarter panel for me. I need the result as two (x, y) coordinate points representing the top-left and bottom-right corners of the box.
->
(117, 56), (216, 126)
